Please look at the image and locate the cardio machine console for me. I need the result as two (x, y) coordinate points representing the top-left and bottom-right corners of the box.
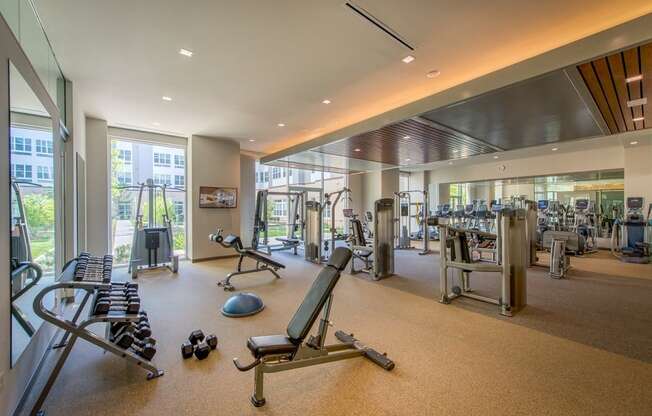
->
(538, 200), (549, 210)
(575, 199), (589, 210)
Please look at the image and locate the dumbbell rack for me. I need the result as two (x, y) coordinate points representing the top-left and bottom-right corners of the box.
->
(30, 253), (164, 416)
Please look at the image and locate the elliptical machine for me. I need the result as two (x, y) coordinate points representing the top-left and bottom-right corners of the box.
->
(611, 197), (650, 263)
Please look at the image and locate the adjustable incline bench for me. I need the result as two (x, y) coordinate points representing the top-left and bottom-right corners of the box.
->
(209, 229), (285, 291)
(233, 247), (395, 407)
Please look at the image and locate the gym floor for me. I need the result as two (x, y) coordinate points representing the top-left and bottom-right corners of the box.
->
(21, 250), (652, 416)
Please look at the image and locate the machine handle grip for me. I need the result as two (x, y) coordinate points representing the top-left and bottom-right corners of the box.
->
(233, 357), (260, 372)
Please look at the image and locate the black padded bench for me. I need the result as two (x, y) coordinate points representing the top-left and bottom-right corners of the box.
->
(209, 230), (285, 291)
(233, 247), (395, 407)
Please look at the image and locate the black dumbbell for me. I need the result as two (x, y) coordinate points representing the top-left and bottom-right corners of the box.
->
(130, 342), (156, 361)
(113, 332), (135, 349)
(181, 341), (194, 359)
(93, 300), (140, 315)
(114, 322), (151, 340)
(194, 342), (211, 360)
(188, 330), (205, 345)
(97, 292), (140, 302)
(206, 334), (218, 350)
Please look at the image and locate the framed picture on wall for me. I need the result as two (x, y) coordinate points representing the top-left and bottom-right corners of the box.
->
(199, 186), (238, 208)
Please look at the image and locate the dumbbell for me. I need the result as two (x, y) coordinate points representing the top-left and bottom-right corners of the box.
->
(188, 329), (205, 345)
(205, 334), (218, 350)
(194, 342), (211, 360)
(110, 282), (138, 291)
(181, 330), (218, 360)
(93, 299), (140, 314)
(97, 293), (140, 304)
(113, 322), (152, 339)
(113, 331), (135, 349)
(97, 290), (140, 299)
(181, 341), (194, 359)
(130, 341), (157, 360)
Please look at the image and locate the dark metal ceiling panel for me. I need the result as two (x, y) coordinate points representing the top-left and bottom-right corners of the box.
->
(420, 69), (604, 150)
(312, 118), (497, 166)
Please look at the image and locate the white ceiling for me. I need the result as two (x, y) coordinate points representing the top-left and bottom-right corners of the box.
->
(35, 0), (652, 153)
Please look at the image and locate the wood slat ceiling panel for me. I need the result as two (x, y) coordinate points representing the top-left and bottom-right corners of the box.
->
(579, 41), (652, 133)
(312, 118), (496, 166)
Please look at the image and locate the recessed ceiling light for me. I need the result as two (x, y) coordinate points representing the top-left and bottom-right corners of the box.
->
(452, 149), (459, 153)
(152, 122), (160, 126)
(162, 96), (172, 101)
(354, 148), (361, 152)
(448, 161), (453, 165)
(551, 147), (558, 151)
(322, 99), (331, 104)
(426, 70), (441, 79)
(277, 123), (285, 127)
(179, 48), (193, 57)
(402, 55), (415, 64)
(403, 135), (410, 139)
(633, 116), (645, 122)
(626, 74), (643, 83)
(405, 158), (411, 162)
(493, 155), (499, 159)
(627, 98), (647, 107)
(630, 141), (639, 145)
(249, 139), (256, 142)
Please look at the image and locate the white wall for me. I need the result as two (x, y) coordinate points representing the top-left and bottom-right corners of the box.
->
(240, 154), (256, 246)
(188, 135), (241, 260)
(624, 142), (652, 204)
(85, 117), (110, 254)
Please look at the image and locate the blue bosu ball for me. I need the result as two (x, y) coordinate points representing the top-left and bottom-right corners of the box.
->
(221, 292), (265, 317)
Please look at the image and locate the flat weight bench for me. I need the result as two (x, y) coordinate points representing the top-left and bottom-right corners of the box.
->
(209, 229), (285, 291)
(233, 247), (395, 407)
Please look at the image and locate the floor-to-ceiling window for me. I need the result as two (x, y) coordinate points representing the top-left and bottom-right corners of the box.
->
(254, 162), (349, 246)
(110, 138), (187, 265)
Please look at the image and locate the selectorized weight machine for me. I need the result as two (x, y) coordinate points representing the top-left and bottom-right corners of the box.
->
(252, 190), (305, 255)
(127, 179), (180, 278)
(394, 190), (431, 255)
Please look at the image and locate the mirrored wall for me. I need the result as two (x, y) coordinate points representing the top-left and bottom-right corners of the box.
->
(9, 62), (57, 366)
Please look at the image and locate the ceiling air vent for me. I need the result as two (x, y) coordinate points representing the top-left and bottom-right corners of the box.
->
(345, 2), (414, 51)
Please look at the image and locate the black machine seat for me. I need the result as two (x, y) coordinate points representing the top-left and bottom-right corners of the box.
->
(247, 335), (298, 358)
(245, 248), (352, 359)
(223, 234), (245, 250)
(244, 249), (285, 269)
(275, 237), (300, 244)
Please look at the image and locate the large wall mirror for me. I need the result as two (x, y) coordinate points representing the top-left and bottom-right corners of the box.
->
(9, 61), (56, 366)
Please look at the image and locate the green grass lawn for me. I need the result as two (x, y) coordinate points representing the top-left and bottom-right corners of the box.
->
(30, 239), (54, 259)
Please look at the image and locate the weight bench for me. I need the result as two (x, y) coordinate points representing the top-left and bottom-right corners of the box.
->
(209, 230), (285, 291)
(233, 247), (394, 407)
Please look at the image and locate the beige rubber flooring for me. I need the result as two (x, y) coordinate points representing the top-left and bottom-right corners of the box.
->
(20, 249), (652, 416)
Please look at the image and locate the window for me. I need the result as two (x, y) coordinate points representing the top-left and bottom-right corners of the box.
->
(153, 152), (171, 167)
(111, 139), (187, 264)
(153, 173), (172, 186)
(174, 154), (185, 169)
(35, 139), (53, 155)
(117, 202), (132, 220)
(118, 149), (132, 163)
(11, 164), (32, 179)
(273, 199), (287, 217)
(10, 137), (32, 154)
(37, 166), (52, 181)
(173, 201), (184, 223)
(271, 167), (282, 179)
(116, 171), (132, 185)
